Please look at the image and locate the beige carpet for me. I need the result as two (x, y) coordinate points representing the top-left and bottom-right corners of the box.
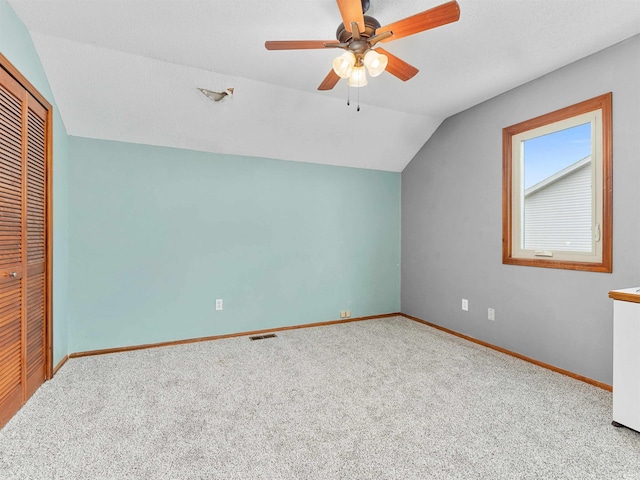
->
(1, 316), (639, 479)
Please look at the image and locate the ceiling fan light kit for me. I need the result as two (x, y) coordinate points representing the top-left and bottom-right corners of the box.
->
(265, 0), (461, 91)
(348, 65), (368, 87)
(363, 49), (387, 77)
(333, 51), (356, 78)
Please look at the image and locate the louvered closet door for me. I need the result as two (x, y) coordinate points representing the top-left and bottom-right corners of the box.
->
(0, 68), (25, 426)
(0, 62), (49, 428)
(25, 96), (47, 399)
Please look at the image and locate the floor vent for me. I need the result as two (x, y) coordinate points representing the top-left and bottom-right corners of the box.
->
(249, 333), (278, 341)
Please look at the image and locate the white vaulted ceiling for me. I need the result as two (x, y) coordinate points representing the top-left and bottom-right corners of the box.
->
(7, 0), (640, 171)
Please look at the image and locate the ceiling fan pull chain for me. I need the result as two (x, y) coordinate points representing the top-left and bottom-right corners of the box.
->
(347, 85), (350, 106)
(357, 87), (360, 112)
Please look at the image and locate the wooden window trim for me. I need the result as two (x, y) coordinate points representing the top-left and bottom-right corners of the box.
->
(502, 93), (612, 273)
(0, 53), (54, 378)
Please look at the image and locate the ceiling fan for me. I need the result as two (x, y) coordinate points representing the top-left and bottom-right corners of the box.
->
(265, 0), (460, 90)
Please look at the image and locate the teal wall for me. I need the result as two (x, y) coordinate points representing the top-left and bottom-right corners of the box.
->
(68, 137), (400, 352)
(1, 0), (400, 357)
(0, 0), (70, 365)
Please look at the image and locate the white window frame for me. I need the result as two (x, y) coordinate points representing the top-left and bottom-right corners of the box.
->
(502, 93), (612, 273)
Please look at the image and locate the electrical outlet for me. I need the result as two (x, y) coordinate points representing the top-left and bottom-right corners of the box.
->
(340, 311), (346, 318)
(345, 311), (351, 318)
(215, 299), (223, 311)
(462, 299), (469, 311)
(488, 308), (495, 321)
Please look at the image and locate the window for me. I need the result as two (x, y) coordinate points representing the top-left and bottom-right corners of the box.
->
(502, 93), (612, 272)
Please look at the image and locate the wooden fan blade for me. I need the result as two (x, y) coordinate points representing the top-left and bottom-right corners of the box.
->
(265, 40), (340, 50)
(318, 70), (341, 90)
(336, 0), (365, 33)
(376, 0), (460, 43)
(375, 48), (419, 81)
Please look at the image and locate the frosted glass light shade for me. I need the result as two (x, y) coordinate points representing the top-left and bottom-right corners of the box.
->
(332, 51), (356, 79)
(363, 50), (388, 77)
(348, 66), (368, 87)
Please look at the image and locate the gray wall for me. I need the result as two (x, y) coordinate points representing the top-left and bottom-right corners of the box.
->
(401, 35), (640, 385)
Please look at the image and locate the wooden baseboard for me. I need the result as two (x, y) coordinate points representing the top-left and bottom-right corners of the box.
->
(63, 312), (610, 392)
(52, 355), (68, 376)
(68, 313), (402, 359)
(400, 313), (612, 392)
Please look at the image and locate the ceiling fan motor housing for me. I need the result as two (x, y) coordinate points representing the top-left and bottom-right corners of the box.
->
(335, 15), (382, 44)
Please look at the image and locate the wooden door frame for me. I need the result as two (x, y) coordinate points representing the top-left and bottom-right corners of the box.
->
(0, 53), (53, 380)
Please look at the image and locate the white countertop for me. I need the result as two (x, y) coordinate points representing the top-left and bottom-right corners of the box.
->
(609, 288), (640, 303)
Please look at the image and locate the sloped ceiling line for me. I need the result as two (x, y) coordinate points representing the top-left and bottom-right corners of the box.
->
(9, 0), (640, 172)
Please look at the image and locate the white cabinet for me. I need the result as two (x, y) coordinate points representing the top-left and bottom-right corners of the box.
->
(609, 288), (640, 432)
